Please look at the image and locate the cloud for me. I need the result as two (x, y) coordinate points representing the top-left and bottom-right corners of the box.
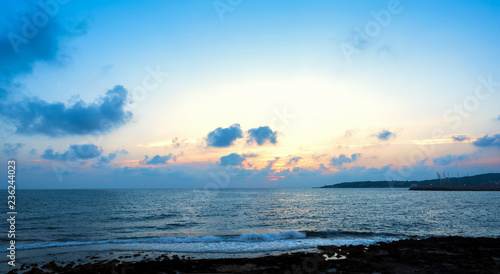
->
(312, 154), (328, 162)
(2, 143), (24, 155)
(117, 166), (159, 176)
(432, 154), (469, 166)
(242, 153), (258, 158)
(143, 154), (174, 165)
(0, 86), (132, 137)
(287, 156), (302, 166)
(473, 134), (500, 148)
(29, 148), (38, 156)
(264, 157), (280, 172)
(376, 129), (395, 141)
(330, 153), (362, 166)
(0, 4), (87, 88)
(219, 153), (246, 167)
(497, 115), (500, 121)
(206, 124), (243, 147)
(0, 6), (131, 137)
(452, 135), (469, 142)
(41, 144), (102, 161)
(171, 137), (187, 148)
(343, 129), (358, 138)
(247, 126), (277, 145)
(92, 149), (127, 168)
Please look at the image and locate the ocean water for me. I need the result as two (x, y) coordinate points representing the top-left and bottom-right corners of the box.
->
(3, 188), (500, 268)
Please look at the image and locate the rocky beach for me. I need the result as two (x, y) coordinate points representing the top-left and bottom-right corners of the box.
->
(9, 236), (500, 274)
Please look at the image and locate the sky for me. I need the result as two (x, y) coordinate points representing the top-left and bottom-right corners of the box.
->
(1, 0), (499, 189)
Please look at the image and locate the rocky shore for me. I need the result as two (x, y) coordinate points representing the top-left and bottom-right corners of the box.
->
(9, 236), (500, 274)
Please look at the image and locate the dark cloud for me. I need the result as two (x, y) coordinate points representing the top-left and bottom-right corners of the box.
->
(41, 144), (102, 161)
(143, 154), (174, 165)
(29, 148), (38, 156)
(497, 115), (500, 121)
(242, 153), (258, 158)
(452, 135), (469, 142)
(432, 154), (468, 166)
(0, 85), (132, 136)
(287, 156), (302, 166)
(206, 124), (243, 147)
(219, 153), (246, 167)
(92, 149), (127, 168)
(0, 6), (132, 137)
(473, 134), (500, 148)
(247, 126), (277, 145)
(0, 4), (87, 88)
(2, 143), (24, 155)
(330, 153), (362, 166)
(376, 129), (395, 141)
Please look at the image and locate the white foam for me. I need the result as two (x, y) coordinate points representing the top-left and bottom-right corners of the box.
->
(238, 230), (306, 241)
(16, 231), (400, 256)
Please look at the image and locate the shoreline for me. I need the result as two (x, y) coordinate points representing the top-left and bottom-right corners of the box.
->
(9, 236), (500, 274)
(409, 185), (500, 191)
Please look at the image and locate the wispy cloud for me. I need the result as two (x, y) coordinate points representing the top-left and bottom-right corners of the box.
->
(343, 129), (358, 138)
(2, 143), (24, 155)
(92, 149), (127, 168)
(287, 156), (302, 166)
(432, 154), (469, 166)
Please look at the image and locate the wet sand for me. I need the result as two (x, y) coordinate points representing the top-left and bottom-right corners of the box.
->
(9, 236), (500, 273)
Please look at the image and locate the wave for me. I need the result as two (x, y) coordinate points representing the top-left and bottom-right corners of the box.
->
(15, 230), (402, 254)
(238, 230), (306, 241)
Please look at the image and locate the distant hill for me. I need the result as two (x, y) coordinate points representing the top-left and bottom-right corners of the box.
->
(319, 173), (500, 188)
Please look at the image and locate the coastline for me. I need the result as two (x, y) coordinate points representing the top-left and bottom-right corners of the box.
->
(409, 185), (500, 191)
(10, 236), (500, 274)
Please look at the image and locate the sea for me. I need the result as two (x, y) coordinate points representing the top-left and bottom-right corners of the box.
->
(2, 188), (500, 270)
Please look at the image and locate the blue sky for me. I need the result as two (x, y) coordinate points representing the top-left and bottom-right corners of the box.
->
(1, 0), (499, 189)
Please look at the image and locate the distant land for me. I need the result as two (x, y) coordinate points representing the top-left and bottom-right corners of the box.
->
(319, 173), (500, 189)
